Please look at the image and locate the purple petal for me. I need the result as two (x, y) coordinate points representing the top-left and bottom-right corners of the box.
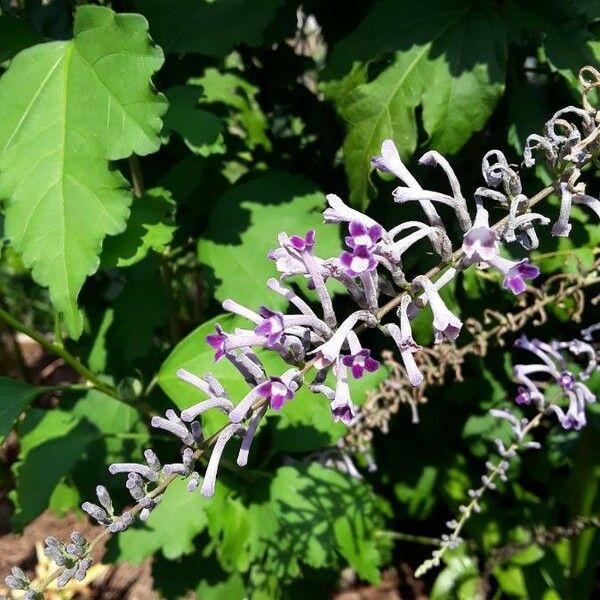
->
(516, 262), (540, 279)
(341, 355), (354, 367)
(349, 221), (367, 237)
(351, 364), (364, 379)
(340, 251), (353, 267)
(369, 224), (383, 242)
(364, 357), (379, 372)
(271, 395), (285, 410)
(503, 275), (526, 295)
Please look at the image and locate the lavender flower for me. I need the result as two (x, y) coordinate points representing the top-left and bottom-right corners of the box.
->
(330, 362), (357, 425)
(345, 221), (383, 249)
(462, 205), (499, 263)
(339, 245), (378, 278)
(513, 334), (597, 430)
(341, 349), (379, 379)
(412, 276), (462, 342)
(257, 376), (296, 410)
(486, 255), (539, 295)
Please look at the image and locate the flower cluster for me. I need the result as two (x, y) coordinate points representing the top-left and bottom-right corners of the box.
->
(5, 67), (600, 597)
(512, 332), (598, 430)
(417, 325), (600, 577)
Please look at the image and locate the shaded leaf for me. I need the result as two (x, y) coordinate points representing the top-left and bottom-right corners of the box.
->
(10, 408), (96, 529)
(0, 14), (44, 63)
(270, 463), (383, 579)
(163, 85), (225, 156)
(197, 171), (342, 310)
(193, 68), (271, 150)
(101, 188), (176, 269)
(326, 0), (506, 208)
(133, 0), (281, 56)
(0, 376), (38, 443)
(112, 478), (208, 563)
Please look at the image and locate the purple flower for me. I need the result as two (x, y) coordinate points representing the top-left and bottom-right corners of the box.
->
(330, 362), (356, 425)
(257, 377), (295, 410)
(255, 307), (285, 347)
(340, 246), (378, 278)
(412, 276), (462, 342)
(557, 371), (575, 391)
(487, 256), (540, 295)
(289, 229), (316, 252)
(206, 324), (226, 361)
(515, 386), (532, 405)
(345, 221), (383, 250)
(462, 206), (499, 263)
(463, 226), (499, 262)
(341, 349), (379, 379)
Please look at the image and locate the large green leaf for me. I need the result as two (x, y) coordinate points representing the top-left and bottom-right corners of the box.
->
(325, 0), (506, 208)
(0, 6), (166, 337)
(133, 0), (281, 56)
(197, 171), (342, 311)
(10, 408), (96, 529)
(0, 377), (39, 443)
(270, 463), (384, 581)
(111, 478), (208, 563)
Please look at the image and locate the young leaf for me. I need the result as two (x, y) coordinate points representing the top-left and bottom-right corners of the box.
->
(0, 5), (166, 337)
(101, 188), (176, 269)
(0, 376), (39, 444)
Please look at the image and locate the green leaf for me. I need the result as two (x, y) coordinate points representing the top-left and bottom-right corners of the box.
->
(10, 408), (96, 529)
(193, 68), (271, 150)
(101, 188), (176, 269)
(0, 5), (166, 337)
(134, 0), (282, 56)
(112, 478), (208, 563)
(198, 171), (342, 311)
(334, 517), (381, 583)
(430, 549), (479, 600)
(326, 0), (506, 208)
(103, 257), (169, 370)
(163, 86), (225, 156)
(72, 388), (149, 462)
(270, 463), (383, 580)
(197, 573), (246, 600)
(206, 491), (252, 572)
(0, 14), (44, 63)
(0, 376), (39, 443)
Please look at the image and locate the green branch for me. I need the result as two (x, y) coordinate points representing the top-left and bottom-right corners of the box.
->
(0, 305), (120, 400)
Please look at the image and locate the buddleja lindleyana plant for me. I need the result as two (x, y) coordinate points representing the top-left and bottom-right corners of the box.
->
(5, 67), (600, 598)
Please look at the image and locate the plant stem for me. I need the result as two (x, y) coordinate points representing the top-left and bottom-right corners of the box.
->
(414, 410), (546, 578)
(0, 306), (120, 400)
(375, 530), (441, 546)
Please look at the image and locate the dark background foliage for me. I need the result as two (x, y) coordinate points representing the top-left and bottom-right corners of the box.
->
(1, 0), (600, 598)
